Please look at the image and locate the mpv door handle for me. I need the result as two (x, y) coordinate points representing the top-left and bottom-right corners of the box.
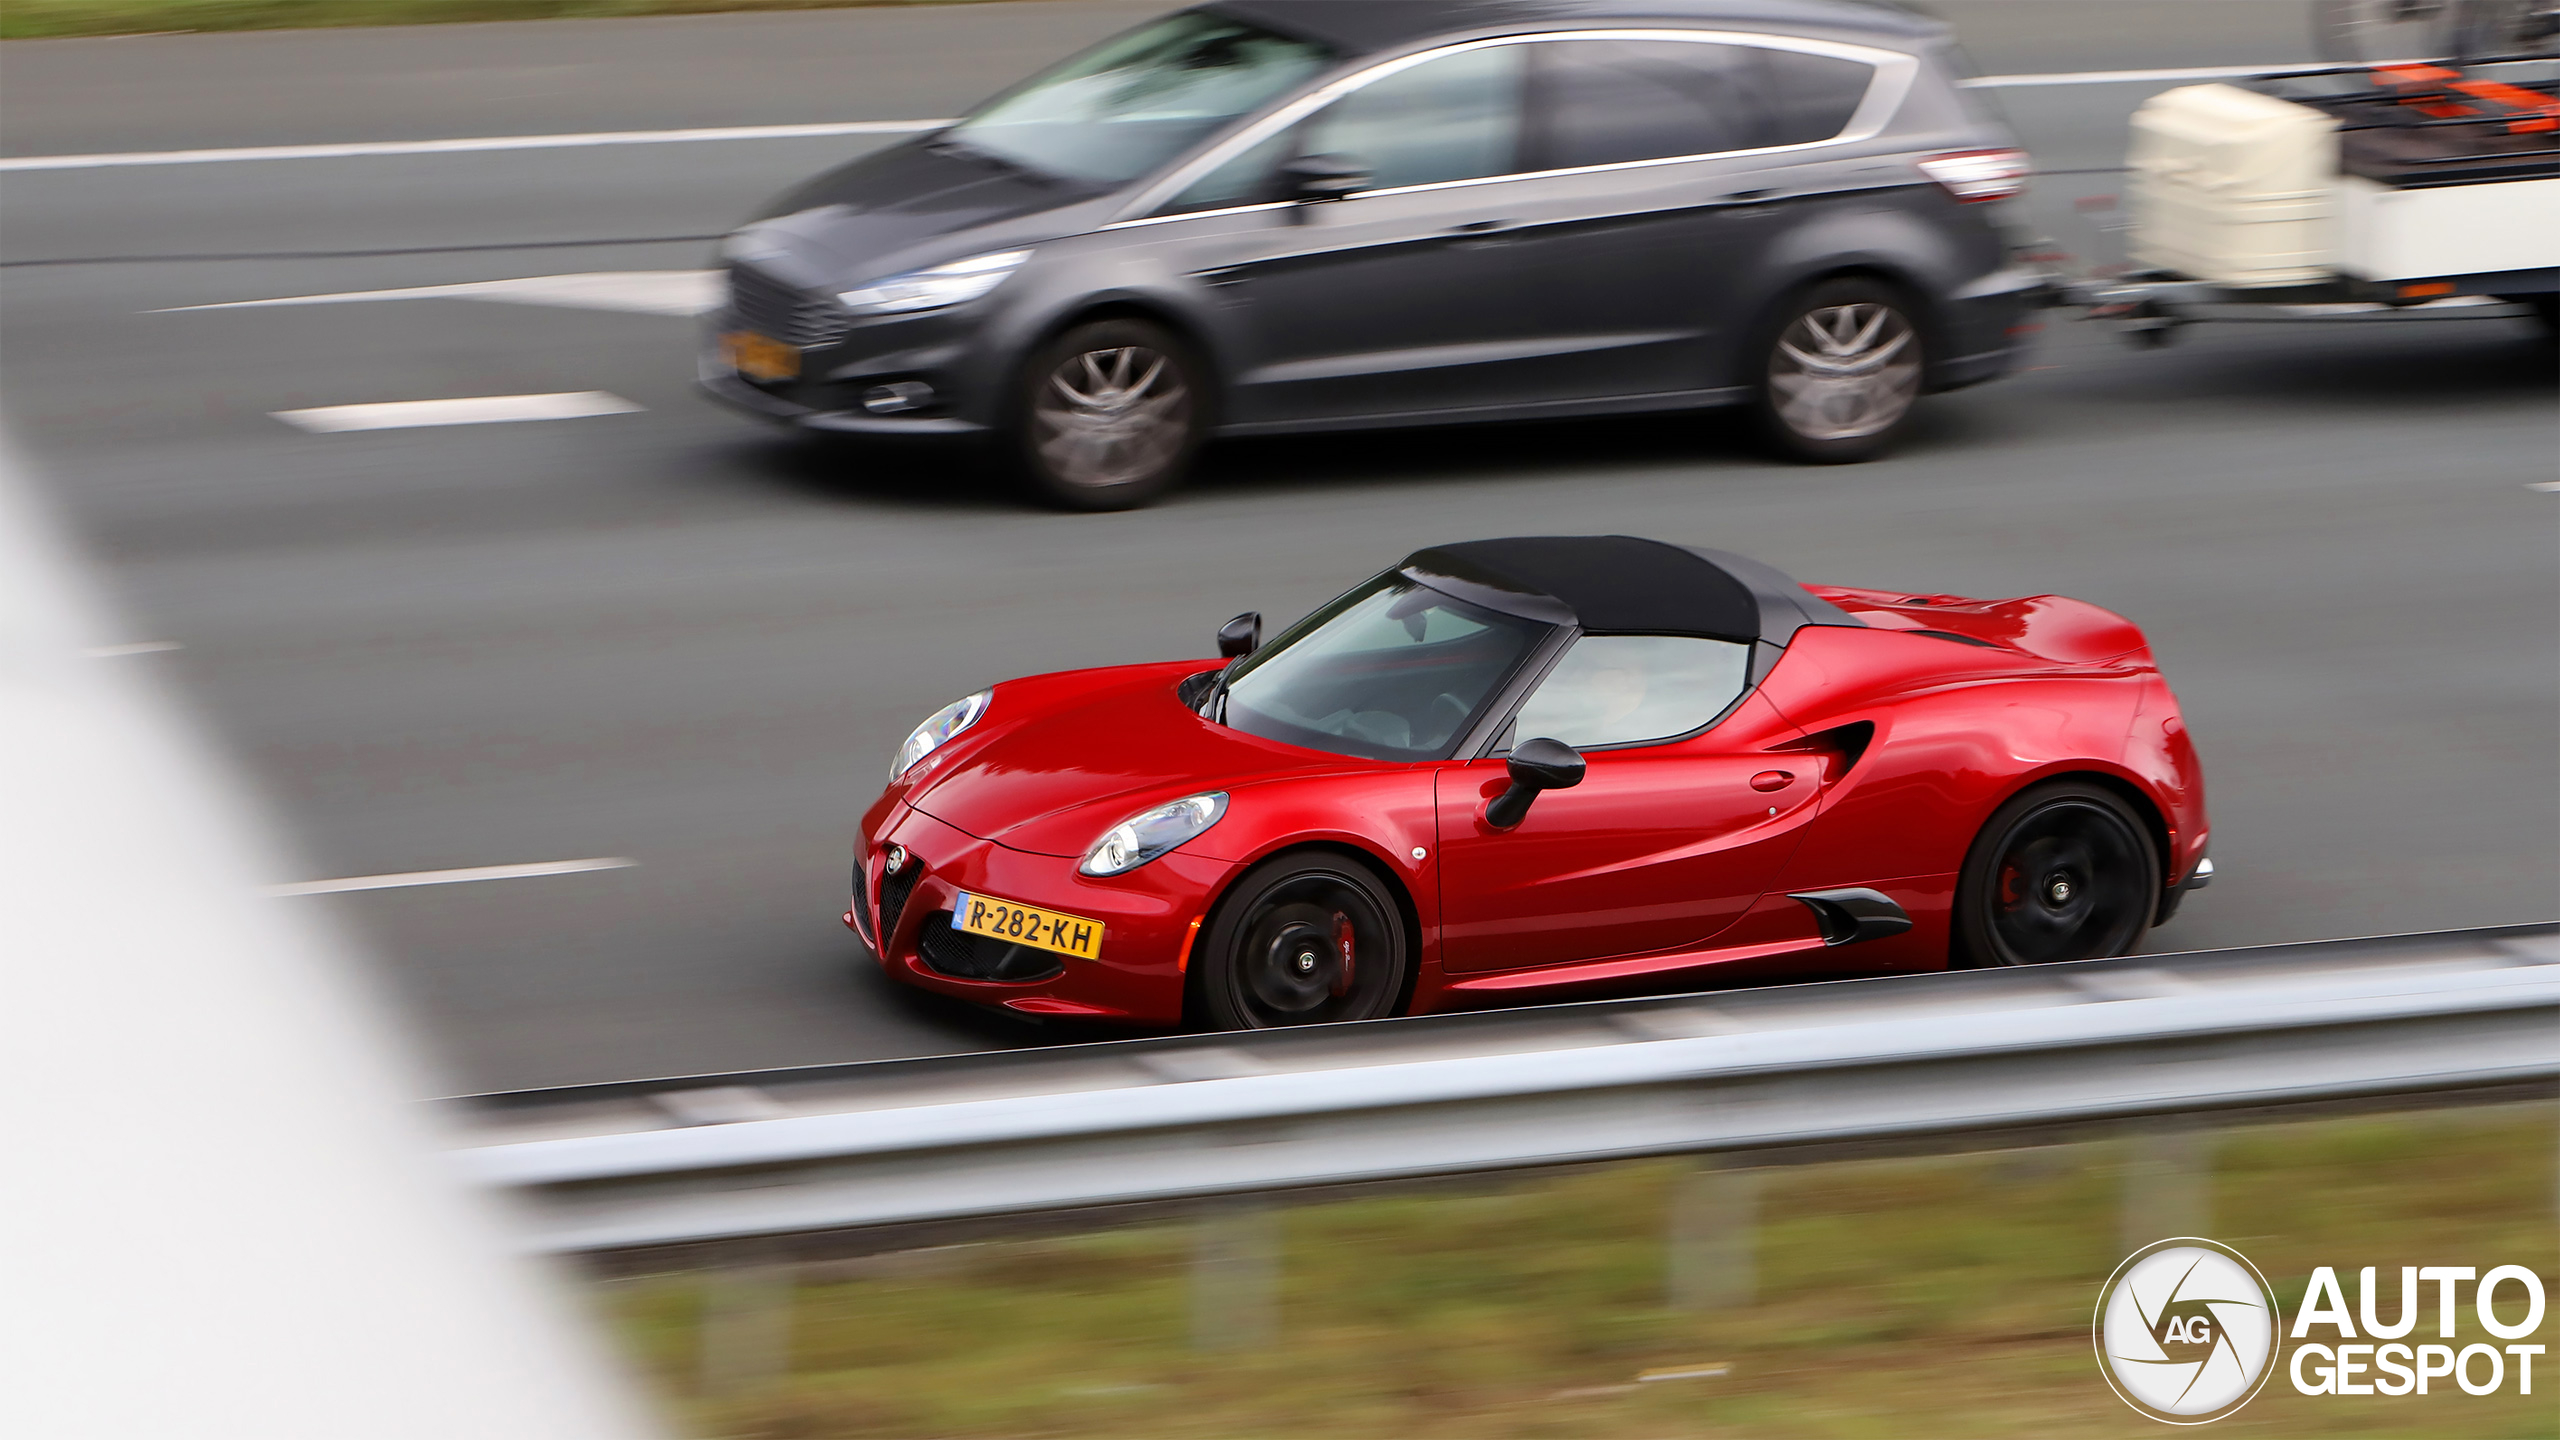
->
(1445, 219), (1523, 245)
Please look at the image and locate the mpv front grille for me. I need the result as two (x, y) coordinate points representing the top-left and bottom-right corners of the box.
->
(916, 913), (1064, 983)
(727, 263), (850, 349)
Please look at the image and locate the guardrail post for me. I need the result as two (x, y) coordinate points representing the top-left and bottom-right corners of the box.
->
(2120, 1125), (2212, 1255)
(1668, 1158), (1759, 1311)
(698, 1257), (795, 1396)
(1191, 1200), (1280, 1351)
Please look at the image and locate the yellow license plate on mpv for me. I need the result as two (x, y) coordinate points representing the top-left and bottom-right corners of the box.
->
(951, 891), (1104, 961)
(719, 330), (800, 383)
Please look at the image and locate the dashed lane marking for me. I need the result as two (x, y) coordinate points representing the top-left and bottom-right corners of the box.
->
(159, 270), (721, 318)
(0, 120), (949, 172)
(84, 640), (183, 658)
(268, 857), (636, 897)
(272, 391), (642, 432)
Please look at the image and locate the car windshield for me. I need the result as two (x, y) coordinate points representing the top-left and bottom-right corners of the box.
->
(1220, 575), (1550, 762)
(942, 12), (1335, 186)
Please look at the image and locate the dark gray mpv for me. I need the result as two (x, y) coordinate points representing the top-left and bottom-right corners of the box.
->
(703, 0), (2038, 508)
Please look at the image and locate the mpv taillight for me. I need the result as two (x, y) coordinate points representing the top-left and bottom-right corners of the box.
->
(1917, 148), (2031, 202)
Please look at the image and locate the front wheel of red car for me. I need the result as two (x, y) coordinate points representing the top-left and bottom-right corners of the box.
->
(1953, 781), (2161, 968)
(1196, 852), (1409, 1030)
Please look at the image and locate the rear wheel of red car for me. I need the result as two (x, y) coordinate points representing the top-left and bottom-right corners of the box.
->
(1012, 317), (1205, 511)
(1196, 852), (1408, 1030)
(1953, 781), (2160, 968)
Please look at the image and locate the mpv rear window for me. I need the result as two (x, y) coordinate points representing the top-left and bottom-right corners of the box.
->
(1758, 48), (1875, 145)
(1530, 38), (1877, 168)
(1532, 39), (1765, 168)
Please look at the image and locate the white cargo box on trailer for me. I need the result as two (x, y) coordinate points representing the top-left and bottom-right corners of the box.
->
(2128, 84), (2339, 288)
(2127, 82), (2560, 287)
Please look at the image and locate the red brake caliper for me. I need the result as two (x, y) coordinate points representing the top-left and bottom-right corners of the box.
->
(1331, 913), (1356, 997)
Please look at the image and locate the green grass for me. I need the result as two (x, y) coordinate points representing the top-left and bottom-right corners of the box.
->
(0, 0), (1009, 42)
(598, 1104), (2560, 1439)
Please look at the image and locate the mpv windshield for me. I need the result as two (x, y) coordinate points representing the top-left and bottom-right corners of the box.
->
(944, 12), (1335, 186)
(1221, 576), (1549, 762)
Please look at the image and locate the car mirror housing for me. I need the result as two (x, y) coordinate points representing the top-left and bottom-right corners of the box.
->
(1486, 737), (1584, 829)
(1218, 611), (1261, 659)
(1282, 153), (1370, 202)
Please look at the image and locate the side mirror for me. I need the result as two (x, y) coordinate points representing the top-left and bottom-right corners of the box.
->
(1217, 611), (1261, 659)
(1485, 737), (1584, 829)
(1282, 153), (1370, 202)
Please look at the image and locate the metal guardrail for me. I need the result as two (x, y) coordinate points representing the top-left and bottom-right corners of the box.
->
(455, 926), (2559, 1258)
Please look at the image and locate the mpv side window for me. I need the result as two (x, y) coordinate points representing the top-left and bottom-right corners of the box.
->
(1300, 44), (1527, 191)
(1509, 634), (1752, 750)
(1758, 47), (1876, 146)
(1164, 127), (1297, 214)
(1530, 39), (1768, 169)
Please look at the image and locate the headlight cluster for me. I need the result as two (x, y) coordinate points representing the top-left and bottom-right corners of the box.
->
(890, 690), (990, 781)
(839, 250), (1030, 316)
(1080, 792), (1227, 877)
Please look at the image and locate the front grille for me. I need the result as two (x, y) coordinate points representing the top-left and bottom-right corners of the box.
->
(916, 913), (1064, 983)
(876, 860), (921, 949)
(727, 263), (850, 349)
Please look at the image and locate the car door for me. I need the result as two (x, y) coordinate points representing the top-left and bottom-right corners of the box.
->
(1507, 35), (1888, 401)
(1163, 42), (1585, 423)
(1432, 633), (1820, 974)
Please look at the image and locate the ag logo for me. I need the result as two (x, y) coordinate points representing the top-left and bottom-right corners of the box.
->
(2096, 1238), (2282, 1424)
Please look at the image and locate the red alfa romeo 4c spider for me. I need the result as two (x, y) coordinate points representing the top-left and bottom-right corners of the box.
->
(848, 536), (2210, 1030)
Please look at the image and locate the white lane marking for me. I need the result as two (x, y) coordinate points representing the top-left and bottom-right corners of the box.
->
(0, 119), (950, 172)
(0, 64), (2395, 173)
(2530, 480), (2560, 493)
(1965, 61), (2383, 88)
(84, 640), (183, 658)
(160, 270), (721, 318)
(268, 856), (635, 897)
(272, 391), (642, 433)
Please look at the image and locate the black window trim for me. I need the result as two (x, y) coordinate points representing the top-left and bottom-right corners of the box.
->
(1107, 27), (1918, 229)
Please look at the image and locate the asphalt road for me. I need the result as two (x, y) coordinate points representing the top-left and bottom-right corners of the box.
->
(3, 1), (2553, 1094)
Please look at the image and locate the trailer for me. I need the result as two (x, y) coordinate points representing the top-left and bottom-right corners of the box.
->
(2045, 56), (2559, 344)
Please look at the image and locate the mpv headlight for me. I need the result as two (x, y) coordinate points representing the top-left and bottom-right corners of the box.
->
(839, 250), (1030, 316)
(890, 690), (990, 781)
(1080, 792), (1227, 877)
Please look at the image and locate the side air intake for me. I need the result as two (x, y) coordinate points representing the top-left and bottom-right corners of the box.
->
(1789, 887), (1913, 947)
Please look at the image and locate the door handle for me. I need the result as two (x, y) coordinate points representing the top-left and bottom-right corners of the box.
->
(1750, 770), (1796, 792)
(1445, 219), (1522, 245)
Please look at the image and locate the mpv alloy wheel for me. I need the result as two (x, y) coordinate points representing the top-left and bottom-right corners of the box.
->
(1016, 318), (1203, 511)
(1757, 279), (1926, 463)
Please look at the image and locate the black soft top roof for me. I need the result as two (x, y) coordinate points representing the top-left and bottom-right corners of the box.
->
(1211, 0), (1944, 57)
(1401, 535), (1863, 647)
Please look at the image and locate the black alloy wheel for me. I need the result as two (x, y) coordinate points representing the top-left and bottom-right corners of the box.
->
(1754, 276), (1927, 464)
(1954, 782), (2161, 968)
(1014, 317), (1205, 511)
(1196, 852), (1409, 1030)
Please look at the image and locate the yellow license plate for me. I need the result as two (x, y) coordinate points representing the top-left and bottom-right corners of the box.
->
(951, 891), (1104, 961)
(719, 330), (800, 383)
